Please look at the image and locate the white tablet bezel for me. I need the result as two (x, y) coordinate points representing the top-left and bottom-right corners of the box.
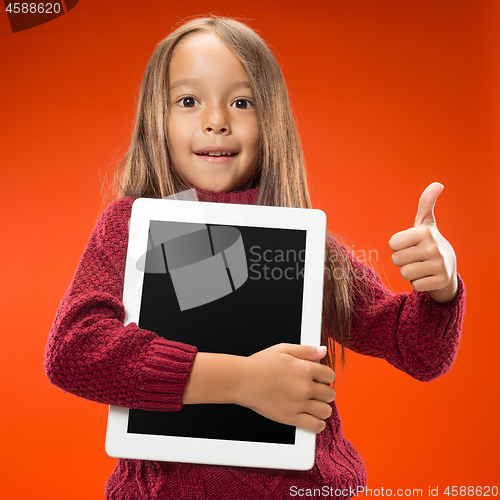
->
(105, 197), (326, 470)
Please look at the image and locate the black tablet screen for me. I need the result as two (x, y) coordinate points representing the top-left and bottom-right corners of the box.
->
(128, 222), (306, 445)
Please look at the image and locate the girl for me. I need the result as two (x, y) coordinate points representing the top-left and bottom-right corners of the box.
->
(45, 16), (465, 499)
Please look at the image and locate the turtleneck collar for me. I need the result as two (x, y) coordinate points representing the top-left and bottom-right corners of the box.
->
(187, 183), (260, 205)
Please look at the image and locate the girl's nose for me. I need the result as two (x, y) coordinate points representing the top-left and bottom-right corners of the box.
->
(203, 106), (230, 135)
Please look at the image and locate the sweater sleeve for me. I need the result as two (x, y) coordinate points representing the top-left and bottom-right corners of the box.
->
(332, 237), (465, 382)
(44, 197), (198, 411)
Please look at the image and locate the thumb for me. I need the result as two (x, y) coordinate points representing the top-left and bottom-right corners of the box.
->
(277, 344), (328, 361)
(414, 182), (444, 226)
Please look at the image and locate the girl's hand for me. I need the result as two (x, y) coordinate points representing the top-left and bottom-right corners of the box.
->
(388, 182), (458, 303)
(236, 344), (336, 434)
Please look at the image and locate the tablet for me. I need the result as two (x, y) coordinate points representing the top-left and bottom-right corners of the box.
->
(105, 192), (327, 470)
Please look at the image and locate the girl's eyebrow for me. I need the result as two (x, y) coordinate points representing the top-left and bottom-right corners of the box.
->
(169, 78), (252, 92)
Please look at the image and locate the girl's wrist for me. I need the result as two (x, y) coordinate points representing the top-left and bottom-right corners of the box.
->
(426, 274), (459, 304)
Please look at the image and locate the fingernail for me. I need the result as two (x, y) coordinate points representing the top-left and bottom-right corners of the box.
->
(317, 346), (327, 355)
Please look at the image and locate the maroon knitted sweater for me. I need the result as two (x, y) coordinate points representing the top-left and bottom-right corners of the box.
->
(45, 186), (465, 499)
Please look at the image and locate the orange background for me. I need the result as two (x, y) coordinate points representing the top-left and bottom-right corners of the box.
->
(1, 0), (499, 498)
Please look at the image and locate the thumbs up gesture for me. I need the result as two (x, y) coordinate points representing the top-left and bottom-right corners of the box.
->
(388, 182), (458, 303)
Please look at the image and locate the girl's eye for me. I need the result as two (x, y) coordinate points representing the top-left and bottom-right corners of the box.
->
(232, 99), (253, 109)
(178, 97), (200, 108)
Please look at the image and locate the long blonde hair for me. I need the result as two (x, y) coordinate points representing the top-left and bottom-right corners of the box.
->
(115, 15), (359, 367)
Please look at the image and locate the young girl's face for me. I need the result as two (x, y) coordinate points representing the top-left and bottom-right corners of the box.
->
(167, 33), (260, 193)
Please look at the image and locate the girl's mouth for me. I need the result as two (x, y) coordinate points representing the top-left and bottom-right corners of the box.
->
(196, 151), (236, 157)
(194, 149), (238, 163)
